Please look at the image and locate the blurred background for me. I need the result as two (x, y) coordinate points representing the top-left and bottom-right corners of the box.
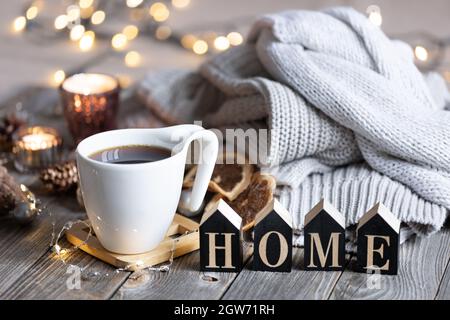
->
(1, 0), (449, 103)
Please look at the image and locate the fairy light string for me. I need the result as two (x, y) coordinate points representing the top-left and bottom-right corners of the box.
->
(48, 210), (190, 279)
(11, 1), (450, 86)
(11, 0), (245, 57)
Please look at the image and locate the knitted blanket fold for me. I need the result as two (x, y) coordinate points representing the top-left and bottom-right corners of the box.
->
(138, 7), (450, 244)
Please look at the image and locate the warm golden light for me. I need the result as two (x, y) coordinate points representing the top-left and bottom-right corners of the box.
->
(26, 6), (39, 20)
(53, 70), (66, 86)
(227, 32), (243, 46)
(80, 6), (94, 19)
(13, 16), (27, 32)
(91, 10), (105, 25)
(193, 40), (208, 55)
(155, 25), (172, 40)
(21, 131), (58, 150)
(149, 2), (170, 22)
(149, 2), (165, 15)
(181, 34), (197, 49)
(125, 51), (141, 67)
(79, 0), (94, 9)
(111, 33), (128, 50)
(214, 36), (230, 51)
(123, 25), (139, 40)
(368, 11), (382, 26)
(126, 0), (143, 8)
(54, 15), (68, 30)
(172, 0), (190, 9)
(414, 45), (429, 62)
(444, 71), (450, 83)
(117, 74), (132, 88)
(79, 31), (95, 52)
(70, 25), (85, 41)
(67, 5), (81, 21)
(367, 5), (382, 27)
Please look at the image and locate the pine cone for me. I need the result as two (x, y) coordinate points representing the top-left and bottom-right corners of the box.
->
(0, 113), (26, 152)
(40, 161), (78, 193)
(0, 165), (25, 215)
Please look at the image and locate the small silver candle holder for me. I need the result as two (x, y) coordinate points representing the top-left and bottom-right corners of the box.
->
(13, 126), (62, 172)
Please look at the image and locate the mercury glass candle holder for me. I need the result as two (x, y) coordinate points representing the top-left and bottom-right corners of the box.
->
(60, 73), (120, 144)
(13, 126), (62, 172)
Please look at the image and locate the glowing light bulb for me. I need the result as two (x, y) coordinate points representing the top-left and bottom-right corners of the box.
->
(214, 36), (230, 51)
(117, 74), (132, 88)
(67, 5), (81, 22)
(79, 31), (95, 51)
(111, 33), (128, 50)
(54, 15), (68, 30)
(26, 6), (39, 20)
(227, 32), (243, 46)
(13, 16), (27, 32)
(91, 10), (105, 25)
(193, 40), (208, 55)
(126, 0), (143, 8)
(414, 46), (428, 61)
(181, 34), (196, 49)
(70, 25), (85, 41)
(367, 5), (382, 27)
(53, 70), (66, 86)
(155, 25), (172, 40)
(444, 71), (450, 83)
(135, 260), (144, 267)
(125, 51), (141, 67)
(123, 25), (139, 40)
(54, 244), (61, 254)
(79, 0), (94, 9)
(80, 6), (94, 19)
(149, 2), (170, 22)
(172, 0), (190, 9)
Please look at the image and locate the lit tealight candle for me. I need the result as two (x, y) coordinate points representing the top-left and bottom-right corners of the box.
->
(60, 73), (120, 143)
(14, 126), (62, 172)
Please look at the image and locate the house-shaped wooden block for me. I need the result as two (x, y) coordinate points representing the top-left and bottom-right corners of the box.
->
(356, 202), (400, 275)
(200, 199), (243, 272)
(304, 199), (345, 271)
(253, 199), (292, 272)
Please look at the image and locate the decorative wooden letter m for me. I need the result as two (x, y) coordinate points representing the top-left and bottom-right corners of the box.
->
(304, 199), (345, 271)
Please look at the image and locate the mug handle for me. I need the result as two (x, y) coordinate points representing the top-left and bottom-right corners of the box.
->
(175, 125), (219, 211)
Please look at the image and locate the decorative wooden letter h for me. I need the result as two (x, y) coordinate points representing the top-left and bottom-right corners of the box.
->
(200, 199), (243, 272)
(253, 199), (293, 272)
(304, 199), (345, 271)
(356, 203), (400, 275)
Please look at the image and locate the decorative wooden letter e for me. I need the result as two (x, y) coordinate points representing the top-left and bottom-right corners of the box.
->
(304, 199), (345, 271)
(253, 199), (292, 272)
(200, 199), (243, 272)
(356, 203), (400, 275)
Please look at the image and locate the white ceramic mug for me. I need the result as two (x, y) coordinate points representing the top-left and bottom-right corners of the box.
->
(76, 125), (218, 254)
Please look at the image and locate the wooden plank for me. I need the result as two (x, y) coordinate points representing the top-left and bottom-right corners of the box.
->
(1, 212), (130, 300)
(329, 229), (450, 300)
(436, 257), (450, 300)
(0, 194), (79, 296)
(222, 246), (347, 300)
(435, 222), (450, 300)
(111, 243), (253, 300)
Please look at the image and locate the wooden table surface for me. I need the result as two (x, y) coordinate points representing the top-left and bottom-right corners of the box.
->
(1, 73), (449, 301)
(0, 0), (449, 300)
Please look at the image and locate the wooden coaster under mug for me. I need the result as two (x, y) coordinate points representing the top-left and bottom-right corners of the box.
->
(66, 214), (199, 271)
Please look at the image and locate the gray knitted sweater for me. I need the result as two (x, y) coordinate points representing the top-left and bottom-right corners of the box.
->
(139, 7), (450, 245)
